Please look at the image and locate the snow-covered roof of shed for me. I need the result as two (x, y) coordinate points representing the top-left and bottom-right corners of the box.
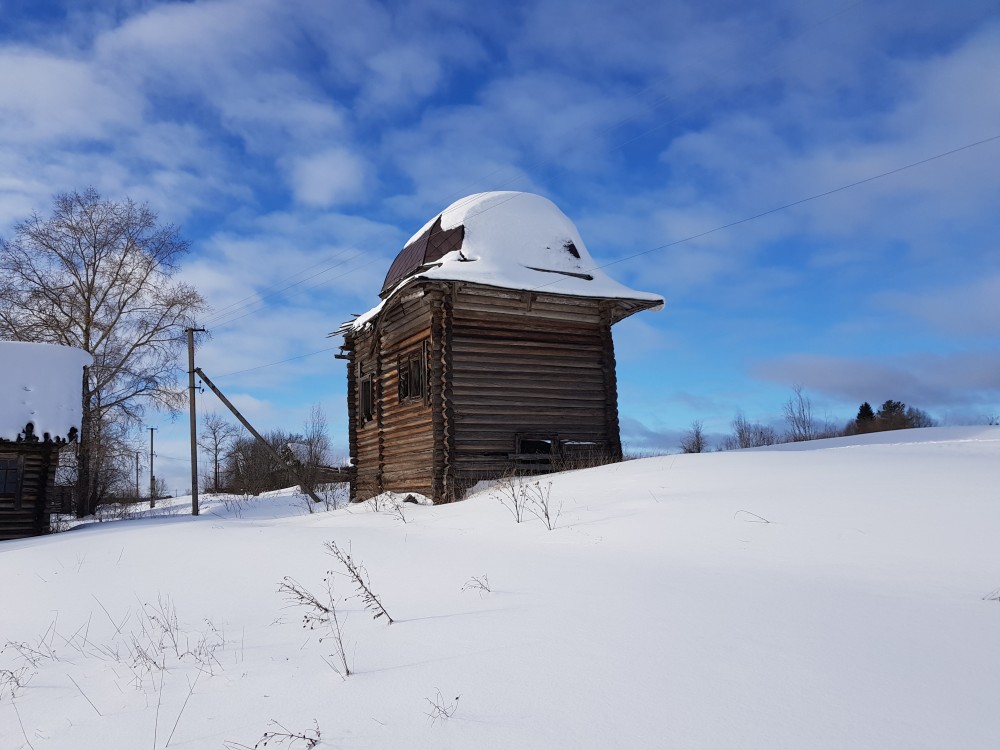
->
(0, 342), (91, 442)
(346, 192), (663, 331)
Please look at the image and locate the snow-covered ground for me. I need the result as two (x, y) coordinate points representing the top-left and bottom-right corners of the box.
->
(2, 426), (999, 749)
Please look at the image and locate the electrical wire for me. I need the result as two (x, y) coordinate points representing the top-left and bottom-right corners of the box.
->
(189, 4), (995, 376)
(205, 254), (381, 330)
(199, 132), (999, 380)
(527, 133), (1000, 293)
(200, 246), (356, 327)
(211, 346), (342, 380)
(191, 0), (872, 331)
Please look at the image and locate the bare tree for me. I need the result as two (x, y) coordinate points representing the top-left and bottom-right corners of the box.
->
(198, 412), (240, 492)
(679, 420), (706, 453)
(722, 413), (778, 450)
(0, 188), (205, 515)
(223, 429), (297, 495)
(154, 476), (169, 500)
(295, 404), (331, 497)
(783, 385), (816, 442)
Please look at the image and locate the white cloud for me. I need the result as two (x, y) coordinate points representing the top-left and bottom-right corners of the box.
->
(752, 351), (1000, 409)
(2, 0), (997, 456)
(877, 274), (1000, 338)
(287, 148), (372, 208)
(0, 48), (139, 144)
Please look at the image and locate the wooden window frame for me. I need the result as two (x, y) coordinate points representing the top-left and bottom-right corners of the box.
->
(0, 453), (25, 509)
(397, 342), (428, 406)
(358, 371), (376, 426)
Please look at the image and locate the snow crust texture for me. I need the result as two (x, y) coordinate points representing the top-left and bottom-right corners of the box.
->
(350, 192), (663, 330)
(2, 426), (999, 749)
(0, 341), (90, 440)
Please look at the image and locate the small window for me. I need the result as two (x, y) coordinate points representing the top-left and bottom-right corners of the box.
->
(359, 372), (375, 425)
(398, 345), (426, 404)
(520, 438), (554, 455)
(512, 435), (559, 469)
(0, 455), (23, 508)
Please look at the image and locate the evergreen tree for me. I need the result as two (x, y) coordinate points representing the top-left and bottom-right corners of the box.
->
(854, 402), (876, 433)
(876, 400), (908, 429)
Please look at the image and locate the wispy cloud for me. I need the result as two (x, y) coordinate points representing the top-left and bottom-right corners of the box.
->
(752, 351), (1000, 410)
(1, 0), (997, 489)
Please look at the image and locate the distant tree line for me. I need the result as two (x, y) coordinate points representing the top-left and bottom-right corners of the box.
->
(846, 400), (934, 434)
(679, 387), (938, 453)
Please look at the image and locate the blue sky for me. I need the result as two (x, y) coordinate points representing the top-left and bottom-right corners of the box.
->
(1, 0), (998, 492)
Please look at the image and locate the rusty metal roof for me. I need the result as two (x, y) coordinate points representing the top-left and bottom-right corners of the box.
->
(380, 216), (465, 297)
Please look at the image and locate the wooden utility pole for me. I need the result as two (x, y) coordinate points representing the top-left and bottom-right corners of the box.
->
(148, 427), (157, 507)
(187, 327), (206, 516)
(77, 364), (92, 518)
(195, 366), (323, 505)
(135, 451), (140, 503)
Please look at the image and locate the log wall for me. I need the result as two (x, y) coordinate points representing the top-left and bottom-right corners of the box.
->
(345, 288), (440, 502)
(448, 285), (621, 491)
(0, 443), (56, 541)
(344, 281), (634, 504)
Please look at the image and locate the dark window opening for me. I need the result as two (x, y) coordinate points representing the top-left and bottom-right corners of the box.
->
(520, 438), (554, 455)
(359, 372), (375, 425)
(512, 435), (559, 469)
(0, 456), (23, 508)
(398, 344), (427, 404)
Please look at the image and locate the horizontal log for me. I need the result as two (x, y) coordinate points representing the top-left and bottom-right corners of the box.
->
(381, 326), (431, 352)
(381, 467), (433, 483)
(382, 435), (435, 454)
(450, 354), (604, 371)
(455, 305), (601, 326)
(455, 418), (609, 430)
(451, 385), (607, 400)
(380, 405), (432, 425)
(456, 286), (603, 307)
(452, 318), (602, 338)
(451, 368), (605, 384)
(450, 395), (608, 409)
(451, 383), (605, 398)
(451, 342), (604, 359)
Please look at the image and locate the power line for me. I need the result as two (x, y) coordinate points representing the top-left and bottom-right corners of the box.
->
(527, 133), (1000, 293)
(200, 246), (356, 327)
(199, 133), (999, 382)
(211, 346), (342, 380)
(194, 0), (871, 330)
(201, 251), (373, 330)
(429, 0), (869, 214)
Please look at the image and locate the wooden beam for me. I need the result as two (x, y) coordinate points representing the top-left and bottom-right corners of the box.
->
(195, 367), (323, 505)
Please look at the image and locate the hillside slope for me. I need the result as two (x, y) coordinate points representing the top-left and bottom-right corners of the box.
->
(2, 426), (998, 749)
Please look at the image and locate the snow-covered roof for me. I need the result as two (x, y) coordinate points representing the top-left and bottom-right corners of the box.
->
(343, 192), (663, 332)
(0, 341), (91, 442)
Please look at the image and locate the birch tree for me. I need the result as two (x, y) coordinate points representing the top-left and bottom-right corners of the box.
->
(0, 188), (205, 515)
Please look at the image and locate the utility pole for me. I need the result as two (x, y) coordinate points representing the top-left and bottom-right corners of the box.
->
(187, 327), (206, 516)
(195, 366), (324, 505)
(148, 427), (157, 508)
(135, 451), (141, 503)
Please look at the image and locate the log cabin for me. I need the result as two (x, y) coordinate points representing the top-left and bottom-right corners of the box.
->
(0, 341), (90, 540)
(335, 192), (663, 504)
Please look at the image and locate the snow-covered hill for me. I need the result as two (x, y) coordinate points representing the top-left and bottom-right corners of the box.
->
(2, 426), (998, 749)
